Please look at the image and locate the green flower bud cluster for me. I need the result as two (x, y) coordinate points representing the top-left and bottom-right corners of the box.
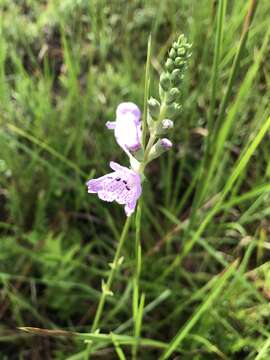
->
(142, 34), (191, 170)
(159, 34), (192, 114)
(147, 35), (191, 124)
(163, 34), (191, 87)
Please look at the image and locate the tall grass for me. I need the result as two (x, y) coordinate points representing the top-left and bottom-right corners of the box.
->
(0, 0), (270, 359)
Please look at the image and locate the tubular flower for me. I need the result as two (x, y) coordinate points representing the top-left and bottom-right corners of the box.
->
(106, 102), (142, 154)
(87, 161), (142, 216)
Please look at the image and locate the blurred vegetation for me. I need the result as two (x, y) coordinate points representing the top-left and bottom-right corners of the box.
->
(0, 0), (270, 359)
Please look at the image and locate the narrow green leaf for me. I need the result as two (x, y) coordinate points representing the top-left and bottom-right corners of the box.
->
(159, 261), (237, 359)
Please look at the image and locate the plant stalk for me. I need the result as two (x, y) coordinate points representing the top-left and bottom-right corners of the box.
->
(85, 216), (132, 359)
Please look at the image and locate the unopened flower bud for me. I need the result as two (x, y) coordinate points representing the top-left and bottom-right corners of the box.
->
(177, 47), (186, 56)
(162, 34), (191, 91)
(160, 138), (173, 149)
(171, 69), (182, 82)
(165, 58), (174, 72)
(166, 87), (180, 104)
(155, 118), (174, 135)
(174, 57), (185, 67)
(148, 138), (173, 162)
(148, 97), (160, 120)
(155, 119), (174, 135)
(169, 48), (177, 59)
(160, 72), (171, 91)
(162, 119), (174, 129)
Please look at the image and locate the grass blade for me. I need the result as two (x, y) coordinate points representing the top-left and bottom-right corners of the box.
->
(159, 261), (237, 359)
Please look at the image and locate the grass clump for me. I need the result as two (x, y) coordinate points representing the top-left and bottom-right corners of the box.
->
(0, 0), (270, 359)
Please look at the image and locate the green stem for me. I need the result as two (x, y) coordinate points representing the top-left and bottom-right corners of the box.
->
(208, 0), (227, 134)
(142, 133), (156, 165)
(132, 199), (143, 360)
(131, 96), (168, 359)
(85, 216), (132, 359)
(140, 101), (168, 173)
(135, 201), (142, 281)
(142, 35), (152, 149)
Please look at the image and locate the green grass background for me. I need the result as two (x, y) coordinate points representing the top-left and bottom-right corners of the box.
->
(0, 0), (270, 359)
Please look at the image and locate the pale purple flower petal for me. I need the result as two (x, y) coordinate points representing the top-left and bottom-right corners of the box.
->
(105, 121), (116, 129)
(87, 162), (142, 216)
(106, 102), (142, 154)
(114, 116), (141, 153)
(160, 138), (173, 149)
(116, 102), (141, 124)
(109, 161), (126, 172)
(125, 200), (137, 217)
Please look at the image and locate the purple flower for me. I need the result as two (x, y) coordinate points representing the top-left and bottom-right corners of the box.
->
(87, 161), (142, 216)
(106, 102), (142, 154)
(147, 138), (173, 162)
(160, 138), (173, 149)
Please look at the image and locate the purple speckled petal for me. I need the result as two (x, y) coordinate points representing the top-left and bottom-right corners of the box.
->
(87, 177), (105, 193)
(87, 162), (142, 216)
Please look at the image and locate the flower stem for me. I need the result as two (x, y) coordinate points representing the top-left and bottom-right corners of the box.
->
(140, 101), (167, 172)
(132, 199), (143, 360)
(85, 216), (132, 359)
(131, 97), (168, 359)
